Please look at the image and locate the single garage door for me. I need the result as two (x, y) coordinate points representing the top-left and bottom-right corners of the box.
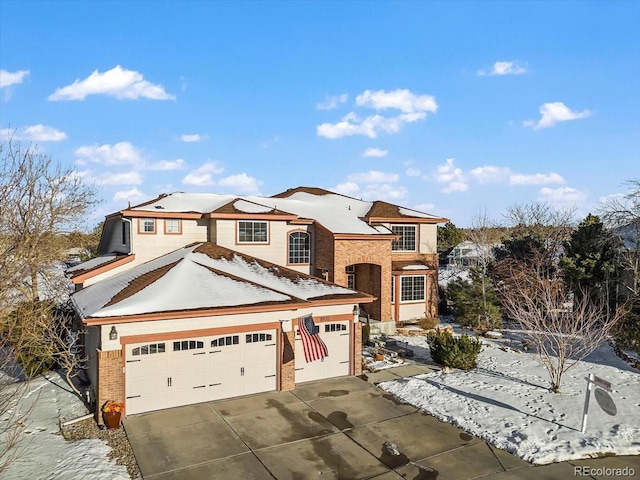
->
(295, 321), (350, 383)
(125, 329), (277, 415)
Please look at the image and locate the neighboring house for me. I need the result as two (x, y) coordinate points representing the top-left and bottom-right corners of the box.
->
(68, 187), (446, 418)
(446, 241), (494, 269)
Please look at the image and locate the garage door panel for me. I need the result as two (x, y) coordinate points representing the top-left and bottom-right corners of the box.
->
(295, 321), (351, 383)
(125, 329), (277, 415)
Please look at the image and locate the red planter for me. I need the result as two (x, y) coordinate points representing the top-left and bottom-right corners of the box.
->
(103, 411), (121, 429)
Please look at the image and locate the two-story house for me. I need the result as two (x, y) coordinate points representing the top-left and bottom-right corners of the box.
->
(69, 187), (446, 418)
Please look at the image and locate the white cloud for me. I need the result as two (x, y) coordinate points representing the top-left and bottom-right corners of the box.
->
(316, 93), (348, 110)
(0, 69), (29, 88)
(355, 89), (438, 114)
(362, 147), (388, 158)
(477, 61), (527, 76)
(101, 171), (143, 185)
(405, 167), (421, 177)
(333, 182), (361, 196)
(538, 186), (587, 208)
(113, 188), (147, 202)
(216, 173), (263, 193)
(75, 141), (143, 166)
(362, 184), (408, 202)
(1, 124), (67, 142)
(434, 158), (468, 193)
(510, 172), (565, 185)
(470, 165), (512, 184)
(414, 202), (435, 213)
(347, 170), (399, 183)
(146, 158), (186, 171)
(317, 112), (426, 139)
(48, 65), (175, 101)
(334, 181), (408, 202)
(181, 133), (207, 143)
(182, 162), (225, 186)
(524, 102), (591, 130)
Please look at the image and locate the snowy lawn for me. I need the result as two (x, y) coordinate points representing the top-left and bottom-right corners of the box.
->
(380, 330), (640, 465)
(1, 372), (130, 480)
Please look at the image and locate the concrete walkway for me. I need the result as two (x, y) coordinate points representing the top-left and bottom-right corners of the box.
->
(124, 371), (640, 479)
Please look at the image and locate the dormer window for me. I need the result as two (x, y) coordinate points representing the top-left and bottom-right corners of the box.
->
(238, 221), (269, 243)
(391, 225), (416, 251)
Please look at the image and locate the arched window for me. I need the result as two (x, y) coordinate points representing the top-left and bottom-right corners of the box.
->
(289, 231), (310, 264)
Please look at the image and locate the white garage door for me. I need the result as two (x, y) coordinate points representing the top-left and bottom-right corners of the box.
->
(295, 321), (350, 383)
(125, 329), (277, 415)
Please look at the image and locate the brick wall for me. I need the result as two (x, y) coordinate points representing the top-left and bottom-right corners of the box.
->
(334, 239), (392, 321)
(96, 349), (124, 423)
(313, 224), (335, 279)
(280, 330), (295, 391)
(353, 321), (363, 375)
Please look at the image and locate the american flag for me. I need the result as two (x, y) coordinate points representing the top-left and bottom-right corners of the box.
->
(298, 315), (328, 363)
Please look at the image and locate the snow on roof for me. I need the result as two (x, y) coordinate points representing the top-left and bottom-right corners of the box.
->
(66, 254), (125, 273)
(127, 189), (443, 235)
(245, 192), (382, 235)
(131, 192), (238, 213)
(72, 243), (365, 319)
(397, 206), (442, 219)
(232, 199), (275, 214)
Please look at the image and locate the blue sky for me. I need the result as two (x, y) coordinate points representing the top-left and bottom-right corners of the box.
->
(1, 1), (639, 228)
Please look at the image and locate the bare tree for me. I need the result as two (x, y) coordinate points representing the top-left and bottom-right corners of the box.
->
(467, 212), (502, 325)
(497, 250), (627, 392)
(0, 139), (98, 303)
(598, 179), (640, 300)
(0, 138), (97, 472)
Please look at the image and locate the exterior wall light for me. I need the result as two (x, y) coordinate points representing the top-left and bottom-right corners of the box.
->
(109, 326), (118, 341)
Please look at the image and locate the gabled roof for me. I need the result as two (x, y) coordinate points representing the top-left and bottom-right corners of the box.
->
(71, 242), (373, 322)
(118, 187), (447, 236)
(66, 253), (135, 283)
(365, 200), (448, 223)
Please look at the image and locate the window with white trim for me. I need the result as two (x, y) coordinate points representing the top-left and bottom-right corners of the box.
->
(165, 219), (181, 234)
(346, 265), (355, 290)
(324, 323), (347, 332)
(238, 221), (268, 243)
(391, 276), (395, 303)
(401, 275), (425, 302)
(211, 335), (239, 347)
(391, 225), (416, 251)
(288, 231), (310, 264)
(140, 218), (156, 233)
(173, 340), (204, 351)
(132, 343), (165, 355)
(246, 333), (273, 343)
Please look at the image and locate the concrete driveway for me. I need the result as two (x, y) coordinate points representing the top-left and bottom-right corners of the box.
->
(124, 374), (640, 479)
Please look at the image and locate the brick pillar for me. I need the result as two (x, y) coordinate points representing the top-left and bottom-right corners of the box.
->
(280, 330), (295, 391)
(353, 320), (363, 375)
(96, 349), (124, 424)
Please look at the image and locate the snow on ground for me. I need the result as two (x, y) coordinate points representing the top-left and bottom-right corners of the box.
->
(1, 373), (129, 480)
(379, 329), (640, 465)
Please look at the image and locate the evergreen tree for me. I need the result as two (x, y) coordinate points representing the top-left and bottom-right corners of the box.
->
(437, 221), (465, 263)
(560, 213), (619, 305)
(447, 267), (502, 331)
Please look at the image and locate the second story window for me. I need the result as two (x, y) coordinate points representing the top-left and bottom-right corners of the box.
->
(238, 221), (268, 243)
(165, 219), (181, 234)
(140, 218), (156, 234)
(392, 225), (416, 251)
(289, 231), (310, 264)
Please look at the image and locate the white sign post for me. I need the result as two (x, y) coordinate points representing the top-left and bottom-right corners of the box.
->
(581, 374), (615, 434)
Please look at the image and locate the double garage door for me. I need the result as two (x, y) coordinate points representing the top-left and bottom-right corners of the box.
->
(125, 329), (276, 415)
(295, 321), (351, 383)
